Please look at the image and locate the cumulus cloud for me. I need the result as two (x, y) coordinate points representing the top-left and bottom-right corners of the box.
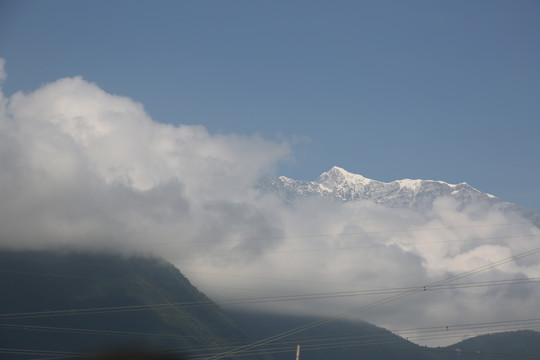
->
(0, 66), (289, 253)
(1, 60), (539, 346)
(189, 196), (540, 346)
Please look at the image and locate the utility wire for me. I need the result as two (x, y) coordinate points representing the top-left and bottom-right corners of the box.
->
(5, 318), (540, 360)
(200, 246), (540, 359)
(1, 276), (539, 321)
(174, 234), (539, 259)
(5, 318), (540, 356)
(133, 221), (536, 246)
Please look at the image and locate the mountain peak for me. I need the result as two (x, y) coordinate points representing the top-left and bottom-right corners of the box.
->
(328, 166), (348, 174)
(321, 166), (373, 186)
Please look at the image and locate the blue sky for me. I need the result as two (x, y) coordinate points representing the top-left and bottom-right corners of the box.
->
(1, 0), (539, 209)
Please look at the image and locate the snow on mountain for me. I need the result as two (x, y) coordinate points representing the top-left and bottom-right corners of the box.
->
(259, 166), (497, 209)
(259, 166), (540, 227)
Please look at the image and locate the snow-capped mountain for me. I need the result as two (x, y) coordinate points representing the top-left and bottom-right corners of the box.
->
(259, 166), (495, 208)
(259, 167), (540, 225)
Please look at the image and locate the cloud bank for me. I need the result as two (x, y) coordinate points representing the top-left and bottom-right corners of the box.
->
(0, 64), (289, 254)
(1, 60), (539, 346)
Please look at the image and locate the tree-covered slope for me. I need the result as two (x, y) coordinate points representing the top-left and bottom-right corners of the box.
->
(433, 330), (540, 360)
(226, 310), (540, 360)
(2, 250), (539, 360)
(225, 309), (435, 360)
(0, 250), (260, 360)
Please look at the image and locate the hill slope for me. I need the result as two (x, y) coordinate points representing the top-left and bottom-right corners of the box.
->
(225, 310), (435, 360)
(434, 330), (540, 360)
(2, 250), (539, 360)
(226, 310), (540, 360)
(0, 250), (260, 360)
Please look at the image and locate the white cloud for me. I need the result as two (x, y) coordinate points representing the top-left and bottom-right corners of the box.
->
(190, 196), (540, 346)
(1, 64), (539, 346)
(0, 71), (289, 252)
(6, 76), (288, 197)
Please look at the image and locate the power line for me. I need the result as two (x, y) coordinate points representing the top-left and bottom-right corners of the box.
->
(394, 318), (540, 336)
(173, 234), (539, 259)
(200, 245), (540, 359)
(1, 276), (538, 321)
(4, 316), (540, 359)
(9, 230), (534, 265)
(4, 317), (540, 357)
(132, 221), (536, 246)
(0, 347), (83, 357)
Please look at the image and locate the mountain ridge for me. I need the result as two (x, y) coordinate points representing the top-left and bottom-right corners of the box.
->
(259, 167), (540, 227)
(263, 166), (496, 206)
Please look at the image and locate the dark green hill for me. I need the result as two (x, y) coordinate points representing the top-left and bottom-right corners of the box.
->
(0, 250), (262, 360)
(2, 250), (539, 360)
(226, 310), (540, 360)
(225, 309), (435, 360)
(433, 330), (540, 360)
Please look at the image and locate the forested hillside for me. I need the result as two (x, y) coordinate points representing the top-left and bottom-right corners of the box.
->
(0, 250), (260, 359)
(2, 250), (539, 360)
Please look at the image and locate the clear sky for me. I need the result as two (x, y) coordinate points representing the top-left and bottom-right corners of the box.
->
(1, 0), (539, 210)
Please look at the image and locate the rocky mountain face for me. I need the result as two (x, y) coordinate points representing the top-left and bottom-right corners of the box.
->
(259, 166), (496, 209)
(259, 166), (540, 226)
